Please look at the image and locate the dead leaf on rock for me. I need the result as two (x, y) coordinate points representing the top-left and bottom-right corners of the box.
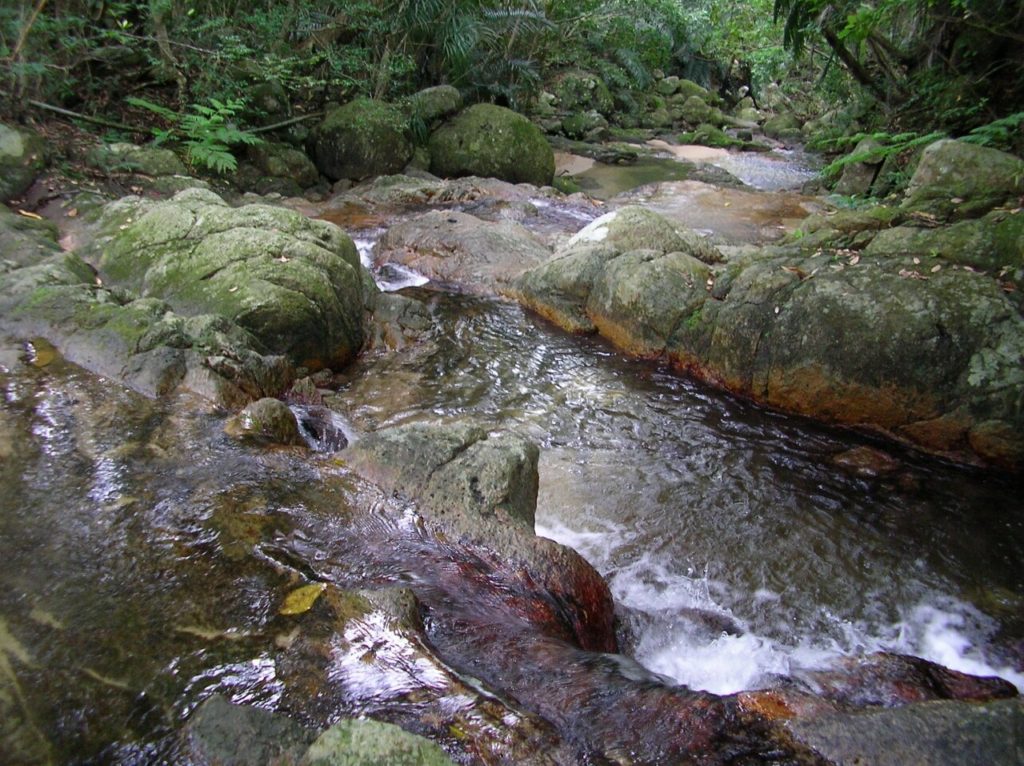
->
(848, 254), (860, 266)
(898, 269), (929, 280)
(781, 265), (809, 280)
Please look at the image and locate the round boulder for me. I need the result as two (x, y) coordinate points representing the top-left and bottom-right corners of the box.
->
(310, 98), (413, 181)
(428, 104), (555, 187)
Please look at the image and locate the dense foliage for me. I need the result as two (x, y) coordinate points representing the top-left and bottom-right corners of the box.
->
(1, 0), (1021, 150)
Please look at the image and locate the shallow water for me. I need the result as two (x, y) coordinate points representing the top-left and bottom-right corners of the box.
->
(2, 154), (1023, 762)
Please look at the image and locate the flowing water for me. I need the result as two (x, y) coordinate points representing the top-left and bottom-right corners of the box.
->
(1, 148), (1022, 763)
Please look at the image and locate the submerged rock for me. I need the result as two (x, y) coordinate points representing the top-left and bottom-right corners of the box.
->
(181, 695), (316, 766)
(428, 104), (555, 187)
(304, 719), (456, 766)
(224, 397), (302, 445)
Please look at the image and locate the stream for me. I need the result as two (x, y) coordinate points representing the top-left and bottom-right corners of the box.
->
(1, 147), (1022, 763)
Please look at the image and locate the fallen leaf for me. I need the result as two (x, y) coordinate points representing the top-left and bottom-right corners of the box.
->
(930, 264), (942, 273)
(279, 582), (327, 616)
(228, 286), (238, 293)
(723, 202), (731, 207)
(276, 256), (290, 263)
(848, 254), (860, 266)
(912, 257), (921, 265)
(67, 208), (78, 218)
(781, 265), (809, 280)
(950, 197), (963, 204)
(17, 209), (42, 220)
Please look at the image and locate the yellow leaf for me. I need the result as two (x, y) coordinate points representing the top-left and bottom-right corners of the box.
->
(279, 583), (327, 615)
(17, 209), (42, 220)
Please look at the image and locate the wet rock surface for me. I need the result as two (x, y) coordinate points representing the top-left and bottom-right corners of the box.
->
(86, 188), (368, 371)
(512, 204), (1024, 467)
(375, 209), (551, 294)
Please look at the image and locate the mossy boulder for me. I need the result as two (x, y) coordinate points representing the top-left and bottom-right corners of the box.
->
(246, 141), (320, 188)
(864, 209), (1024, 274)
(833, 137), (885, 196)
(0, 122), (46, 203)
(427, 104), (554, 187)
(561, 110), (609, 140)
(512, 209), (1024, 467)
(87, 188), (367, 370)
(763, 113), (803, 141)
(305, 719), (456, 766)
(904, 139), (1024, 219)
(409, 84), (463, 125)
(310, 98), (413, 181)
(548, 69), (614, 115)
(86, 141), (187, 176)
(0, 251), (294, 407)
(224, 397), (302, 445)
(0, 203), (61, 270)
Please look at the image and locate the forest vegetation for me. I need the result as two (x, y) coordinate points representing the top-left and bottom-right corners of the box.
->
(2, 0), (1023, 167)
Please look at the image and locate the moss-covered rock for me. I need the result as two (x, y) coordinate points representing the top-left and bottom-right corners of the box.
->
(0, 203), (61, 270)
(310, 98), (413, 181)
(86, 141), (187, 176)
(88, 188), (367, 370)
(864, 210), (1024, 274)
(224, 397), (302, 445)
(511, 210), (1024, 467)
(548, 69), (614, 115)
(833, 137), (884, 196)
(0, 251), (294, 407)
(904, 139), (1024, 219)
(763, 113), (803, 140)
(246, 141), (320, 188)
(561, 110), (609, 140)
(409, 84), (463, 125)
(427, 104), (554, 187)
(0, 122), (46, 202)
(304, 719), (456, 766)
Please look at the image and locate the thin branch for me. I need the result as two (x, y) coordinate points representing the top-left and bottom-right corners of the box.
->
(250, 112), (324, 134)
(27, 99), (150, 134)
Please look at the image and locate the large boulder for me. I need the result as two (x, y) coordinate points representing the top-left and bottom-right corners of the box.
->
(904, 139), (1024, 219)
(309, 98), (413, 181)
(87, 188), (368, 370)
(374, 209), (550, 294)
(512, 208), (1024, 467)
(0, 122), (46, 202)
(0, 204), (61, 270)
(427, 104), (555, 187)
(833, 137), (884, 196)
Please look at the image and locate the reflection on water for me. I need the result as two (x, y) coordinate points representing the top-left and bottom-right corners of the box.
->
(331, 292), (1024, 694)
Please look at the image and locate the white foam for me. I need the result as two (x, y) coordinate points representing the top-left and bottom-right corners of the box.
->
(539, 518), (1022, 695)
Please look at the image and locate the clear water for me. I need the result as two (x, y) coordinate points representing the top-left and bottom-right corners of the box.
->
(3, 158), (1022, 762)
